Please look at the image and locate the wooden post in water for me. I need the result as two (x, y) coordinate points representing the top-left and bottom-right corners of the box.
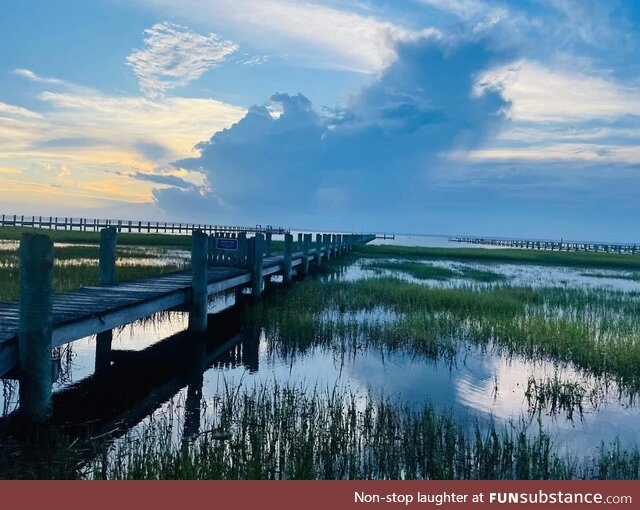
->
(96, 226), (117, 373)
(189, 230), (208, 333)
(324, 234), (331, 261)
(283, 233), (293, 283)
(18, 233), (54, 422)
(250, 234), (265, 296)
(297, 233), (303, 251)
(302, 234), (310, 275)
(315, 234), (323, 265)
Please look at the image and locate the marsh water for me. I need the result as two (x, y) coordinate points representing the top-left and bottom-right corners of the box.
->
(2, 235), (640, 477)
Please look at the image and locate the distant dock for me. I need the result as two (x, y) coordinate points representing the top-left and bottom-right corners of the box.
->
(0, 214), (288, 235)
(449, 236), (640, 254)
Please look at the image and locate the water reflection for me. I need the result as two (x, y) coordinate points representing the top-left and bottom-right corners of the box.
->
(1, 254), (639, 470)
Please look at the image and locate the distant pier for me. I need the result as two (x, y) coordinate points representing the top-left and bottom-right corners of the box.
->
(0, 214), (288, 235)
(449, 236), (640, 254)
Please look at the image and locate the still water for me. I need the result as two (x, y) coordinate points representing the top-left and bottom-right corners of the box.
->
(2, 253), (639, 460)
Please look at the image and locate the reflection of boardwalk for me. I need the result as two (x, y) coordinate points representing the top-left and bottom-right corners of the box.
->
(449, 236), (640, 254)
(48, 307), (257, 439)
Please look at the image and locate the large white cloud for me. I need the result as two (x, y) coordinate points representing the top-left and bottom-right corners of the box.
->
(127, 22), (239, 97)
(476, 60), (640, 122)
(129, 0), (439, 73)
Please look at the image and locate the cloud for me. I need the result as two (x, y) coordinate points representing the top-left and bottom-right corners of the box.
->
(151, 185), (223, 218)
(11, 68), (65, 85)
(127, 22), (239, 97)
(132, 171), (195, 189)
(131, 0), (440, 73)
(1, 76), (245, 207)
(162, 35), (509, 224)
(476, 60), (640, 122)
(544, 0), (632, 48)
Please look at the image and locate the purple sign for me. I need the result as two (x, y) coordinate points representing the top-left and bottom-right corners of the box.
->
(216, 238), (238, 251)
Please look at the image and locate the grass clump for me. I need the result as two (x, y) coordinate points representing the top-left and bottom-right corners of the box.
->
(524, 376), (586, 421)
(360, 245), (640, 271)
(0, 226), (192, 247)
(367, 260), (506, 283)
(368, 261), (457, 280)
(86, 384), (640, 480)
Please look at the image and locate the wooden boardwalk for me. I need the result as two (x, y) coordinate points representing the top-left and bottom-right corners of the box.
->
(0, 241), (370, 379)
(449, 236), (640, 254)
(0, 214), (288, 235)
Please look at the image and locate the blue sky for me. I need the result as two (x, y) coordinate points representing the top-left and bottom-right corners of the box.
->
(1, 0), (639, 241)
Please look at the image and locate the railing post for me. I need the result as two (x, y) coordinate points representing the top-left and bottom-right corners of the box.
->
(99, 226), (117, 285)
(250, 234), (265, 296)
(237, 232), (247, 267)
(189, 230), (208, 333)
(315, 234), (322, 265)
(302, 234), (310, 275)
(265, 232), (272, 256)
(284, 233), (293, 283)
(18, 233), (54, 422)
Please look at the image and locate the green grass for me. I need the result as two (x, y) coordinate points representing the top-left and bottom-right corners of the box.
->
(246, 275), (640, 393)
(82, 384), (639, 480)
(524, 376), (587, 421)
(581, 272), (640, 282)
(0, 226), (192, 247)
(360, 245), (640, 271)
(367, 260), (506, 282)
(368, 260), (457, 280)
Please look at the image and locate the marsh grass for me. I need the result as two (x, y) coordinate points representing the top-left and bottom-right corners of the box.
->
(367, 260), (506, 282)
(581, 272), (640, 282)
(368, 261), (457, 280)
(524, 376), (587, 421)
(360, 245), (640, 271)
(247, 275), (640, 394)
(0, 226), (192, 247)
(82, 383), (640, 480)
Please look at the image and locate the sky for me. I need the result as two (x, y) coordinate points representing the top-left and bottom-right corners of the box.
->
(1, 0), (639, 241)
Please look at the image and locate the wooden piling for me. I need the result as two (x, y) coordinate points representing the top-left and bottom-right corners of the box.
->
(302, 234), (310, 275)
(18, 233), (54, 422)
(189, 230), (208, 333)
(315, 234), (323, 265)
(96, 227), (116, 373)
(266, 232), (272, 256)
(283, 233), (293, 283)
(237, 231), (247, 267)
(324, 234), (331, 261)
(99, 226), (117, 285)
(297, 233), (303, 251)
(250, 234), (265, 296)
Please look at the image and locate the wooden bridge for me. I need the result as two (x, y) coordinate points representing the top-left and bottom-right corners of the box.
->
(449, 236), (640, 254)
(0, 214), (289, 235)
(0, 228), (375, 422)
